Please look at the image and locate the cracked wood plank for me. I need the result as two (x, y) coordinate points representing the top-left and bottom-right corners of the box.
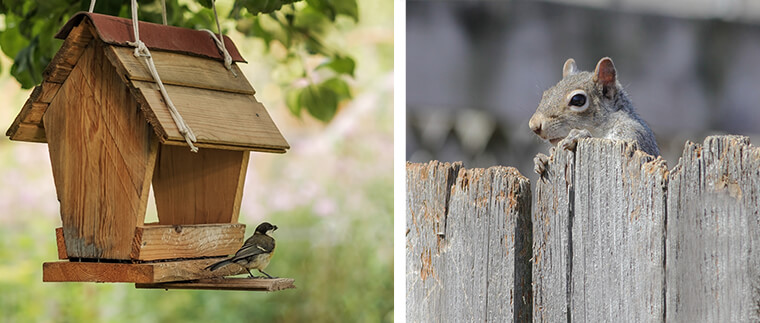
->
(533, 138), (667, 322)
(666, 136), (760, 322)
(406, 161), (532, 322)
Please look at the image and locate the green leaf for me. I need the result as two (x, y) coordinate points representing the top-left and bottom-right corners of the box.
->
(197, 0), (214, 9)
(321, 77), (352, 101)
(238, 0), (302, 15)
(0, 17), (30, 59)
(303, 0), (333, 21)
(317, 56), (355, 77)
(11, 37), (42, 89)
(330, 0), (358, 22)
(300, 83), (338, 122)
(305, 0), (358, 22)
(285, 87), (303, 116)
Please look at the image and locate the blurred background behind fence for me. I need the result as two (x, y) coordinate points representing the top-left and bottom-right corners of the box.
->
(407, 0), (760, 181)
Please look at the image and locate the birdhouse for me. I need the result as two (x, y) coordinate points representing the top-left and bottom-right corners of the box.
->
(6, 12), (292, 290)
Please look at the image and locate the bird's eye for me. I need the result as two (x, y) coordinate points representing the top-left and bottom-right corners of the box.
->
(570, 94), (586, 107)
(566, 90), (589, 112)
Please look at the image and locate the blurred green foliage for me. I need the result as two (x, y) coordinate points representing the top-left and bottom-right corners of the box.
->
(0, 0), (357, 122)
(0, 0), (392, 321)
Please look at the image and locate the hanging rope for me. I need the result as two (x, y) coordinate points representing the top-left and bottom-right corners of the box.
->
(127, 0), (198, 152)
(161, 0), (167, 25)
(200, 0), (237, 76)
(88, 0), (96, 13)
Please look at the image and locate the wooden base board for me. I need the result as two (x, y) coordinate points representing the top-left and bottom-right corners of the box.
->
(135, 277), (296, 291)
(54, 223), (245, 261)
(43, 258), (247, 283)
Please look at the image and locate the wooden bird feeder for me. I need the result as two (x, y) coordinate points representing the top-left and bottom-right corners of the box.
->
(6, 12), (294, 290)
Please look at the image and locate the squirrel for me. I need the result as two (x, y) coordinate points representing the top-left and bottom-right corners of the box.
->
(528, 57), (660, 175)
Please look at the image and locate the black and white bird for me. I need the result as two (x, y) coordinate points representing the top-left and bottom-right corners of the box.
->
(205, 222), (277, 278)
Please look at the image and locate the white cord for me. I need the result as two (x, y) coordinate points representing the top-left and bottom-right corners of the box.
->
(201, 0), (237, 76)
(161, 0), (167, 25)
(127, 0), (198, 152)
(88, 0), (95, 13)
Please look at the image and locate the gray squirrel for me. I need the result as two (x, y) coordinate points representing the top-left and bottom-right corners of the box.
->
(529, 57), (660, 175)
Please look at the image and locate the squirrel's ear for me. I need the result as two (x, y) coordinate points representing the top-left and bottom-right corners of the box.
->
(563, 58), (579, 77)
(593, 57), (617, 87)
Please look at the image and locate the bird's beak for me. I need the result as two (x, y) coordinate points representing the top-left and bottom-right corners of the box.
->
(272, 225), (278, 231)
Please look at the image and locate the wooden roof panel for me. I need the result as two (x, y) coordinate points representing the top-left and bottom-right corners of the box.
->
(105, 45), (255, 95)
(133, 81), (289, 152)
(57, 12), (245, 63)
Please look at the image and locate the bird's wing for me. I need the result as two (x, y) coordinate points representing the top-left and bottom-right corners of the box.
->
(231, 234), (274, 261)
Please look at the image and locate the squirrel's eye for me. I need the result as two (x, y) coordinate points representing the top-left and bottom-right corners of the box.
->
(567, 90), (589, 112)
(570, 94), (586, 107)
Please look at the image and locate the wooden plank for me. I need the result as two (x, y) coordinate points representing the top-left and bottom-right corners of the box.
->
(7, 20), (91, 142)
(131, 223), (246, 261)
(6, 86), (42, 140)
(160, 139), (286, 153)
(135, 277), (296, 291)
(666, 135), (760, 322)
(533, 138), (667, 321)
(42, 21), (94, 83)
(55, 227), (68, 260)
(571, 139), (667, 322)
(43, 258), (248, 283)
(152, 145), (248, 225)
(406, 161), (461, 321)
(39, 81), (63, 103)
(25, 103), (48, 124)
(43, 40), (157, 260)
(406, 161), (533, 322)
(230, 152), (250, 223)
(532, 146), (574, 322)
(105, 45), (254, 95)
(132, 80), (289, 151)
(9, 123), (47, 143)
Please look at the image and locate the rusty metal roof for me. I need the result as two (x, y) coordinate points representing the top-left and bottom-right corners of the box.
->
(57, 12), (246, 63)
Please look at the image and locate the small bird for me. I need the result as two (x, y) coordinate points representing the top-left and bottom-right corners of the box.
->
(205, 222), (278, 278)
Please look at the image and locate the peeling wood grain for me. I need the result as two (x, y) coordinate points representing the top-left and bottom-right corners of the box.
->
(406, 161), (532, 322)
(533, 138), (667, 322)
(666, 136), (760, 322)
(533, 147), (574, 323)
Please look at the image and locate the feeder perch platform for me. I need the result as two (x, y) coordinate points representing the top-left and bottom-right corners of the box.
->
(136, 277), (296, 291)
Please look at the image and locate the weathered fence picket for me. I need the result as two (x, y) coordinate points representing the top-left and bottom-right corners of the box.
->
(406, 135), (760, 322)
(406, 161), (533, 322)
(666, 136), (760, 322)
(533, 139), (668, 321)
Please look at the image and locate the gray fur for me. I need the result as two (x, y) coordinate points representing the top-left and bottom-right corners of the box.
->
(529, 58), (660, 158)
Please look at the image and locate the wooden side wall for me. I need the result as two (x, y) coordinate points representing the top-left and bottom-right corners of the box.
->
(43, 38), (157, 260)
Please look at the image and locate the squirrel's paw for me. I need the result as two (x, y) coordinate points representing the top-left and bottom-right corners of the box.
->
(533, 152), (550, 176)
(559, 129), (592, 151)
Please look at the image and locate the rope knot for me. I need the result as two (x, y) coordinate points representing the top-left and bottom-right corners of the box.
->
(127, 40), (151, 58)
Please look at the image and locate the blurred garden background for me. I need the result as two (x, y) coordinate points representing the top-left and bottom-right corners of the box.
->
(0, 0), (393, 322)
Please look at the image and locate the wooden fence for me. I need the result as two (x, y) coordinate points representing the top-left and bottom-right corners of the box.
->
(406, 135), (760, 322)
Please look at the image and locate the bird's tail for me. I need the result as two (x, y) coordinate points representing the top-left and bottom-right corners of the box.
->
(205, 258), (233, 271)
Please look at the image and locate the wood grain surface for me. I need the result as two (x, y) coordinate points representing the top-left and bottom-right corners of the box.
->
(406, 161), (533, 322)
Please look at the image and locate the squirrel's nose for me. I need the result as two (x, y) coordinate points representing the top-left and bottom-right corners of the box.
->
(529, 117), (542, 135)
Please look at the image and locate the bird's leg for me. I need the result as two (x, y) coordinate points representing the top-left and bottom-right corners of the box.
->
(259, 269), (276, 279)
(246, 268), (254, 278)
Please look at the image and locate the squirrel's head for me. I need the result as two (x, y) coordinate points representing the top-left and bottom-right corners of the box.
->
(529, 57), (621, 144)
